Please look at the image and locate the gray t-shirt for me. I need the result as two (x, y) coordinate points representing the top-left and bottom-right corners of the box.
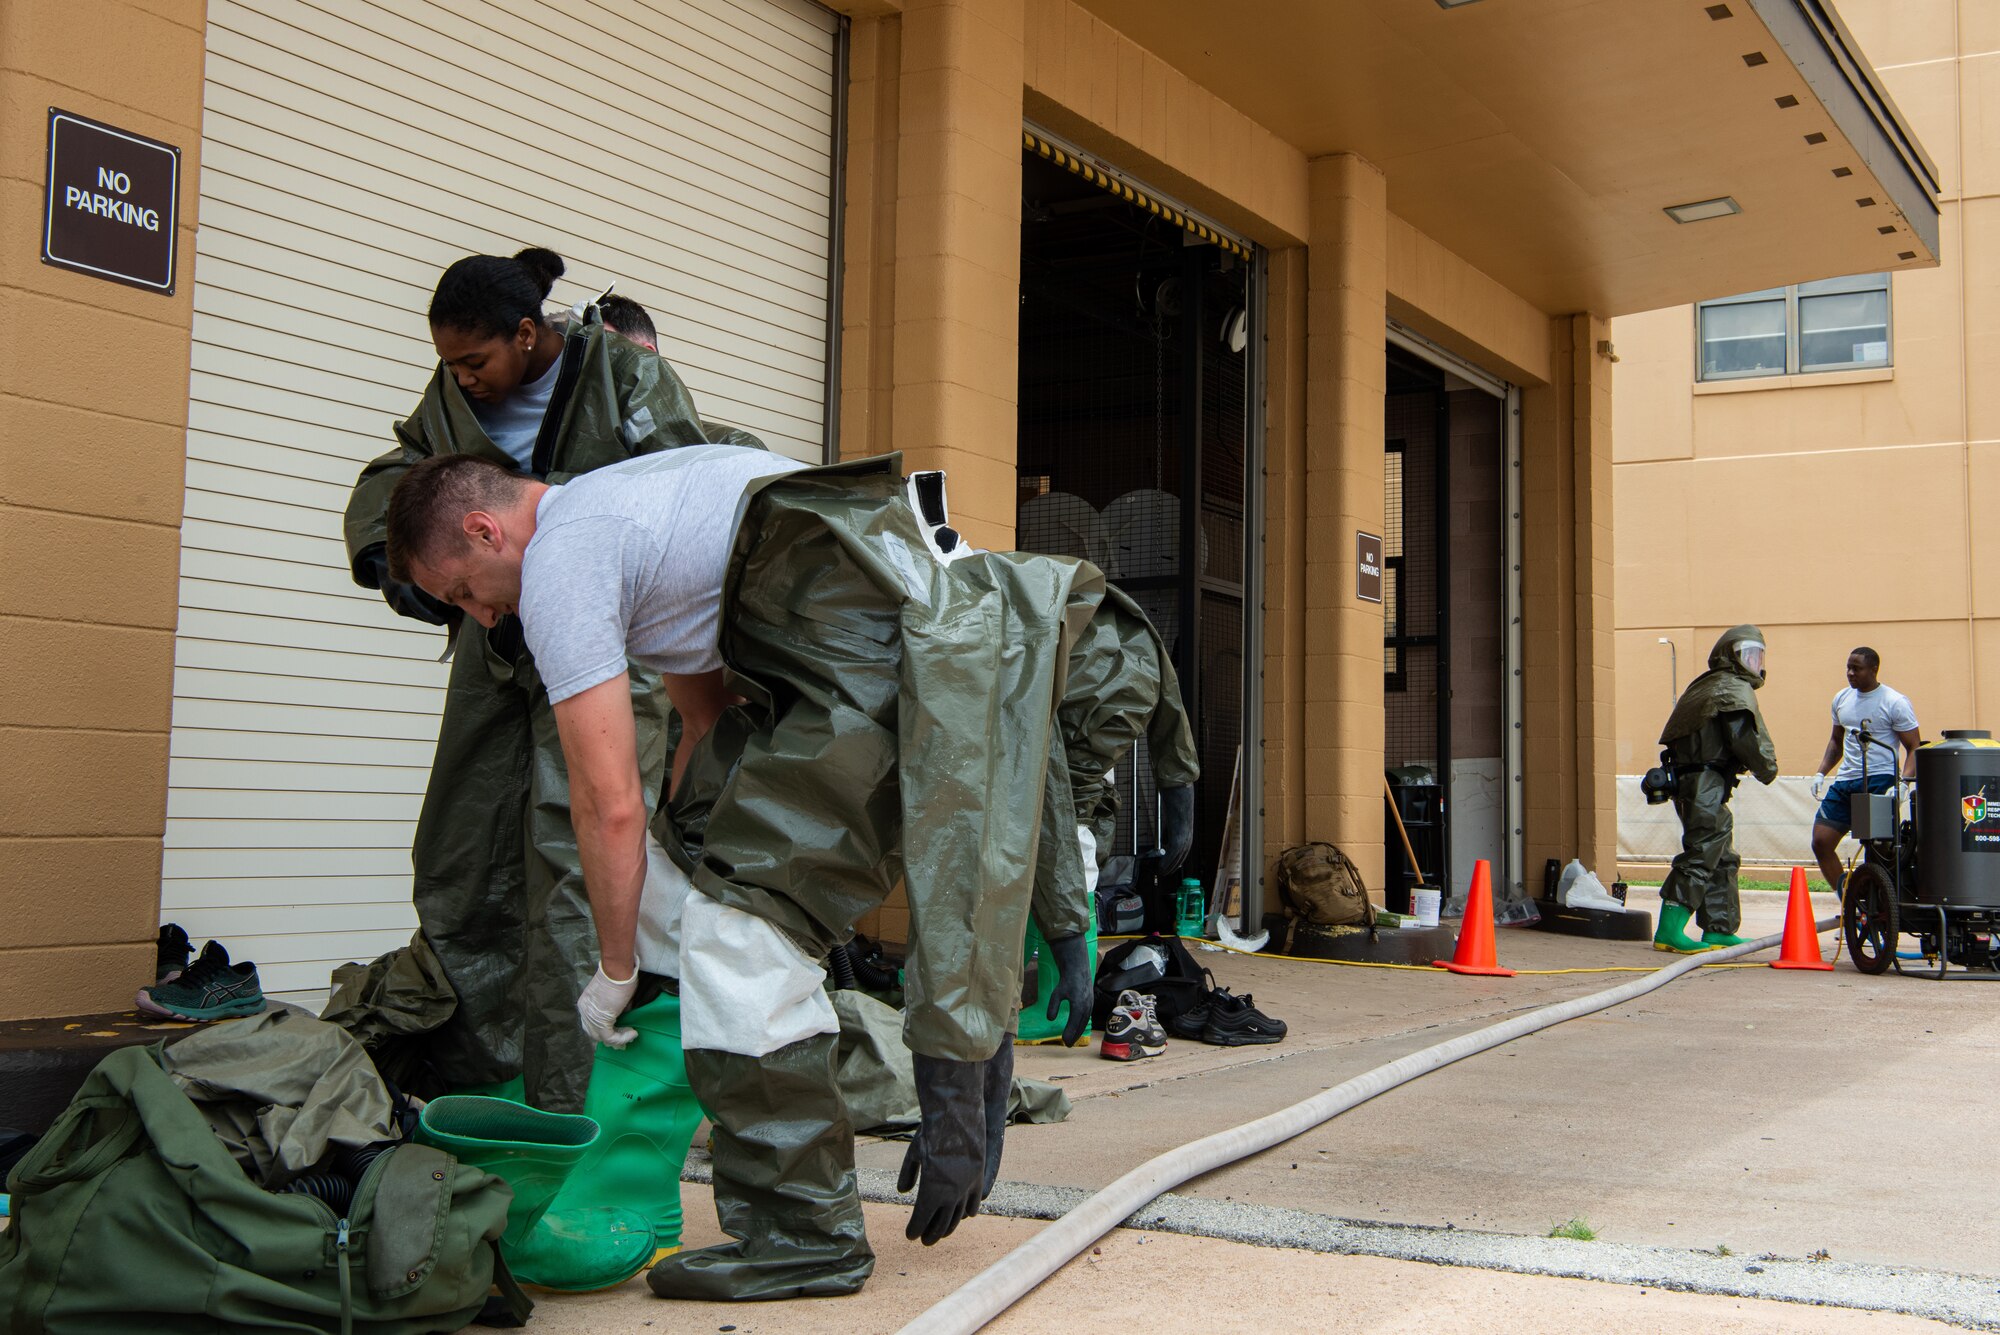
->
(1831, 683), (1919, 781)
(469, 347), (563, 467)
(519, 446), (802, 705)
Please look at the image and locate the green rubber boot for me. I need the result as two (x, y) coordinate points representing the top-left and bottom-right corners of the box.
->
(412, 1097), (610, 1249)
(509, 993), (705, 1289)
(1653, 902), (1718, 954)
(1700, 929), (1748, 947)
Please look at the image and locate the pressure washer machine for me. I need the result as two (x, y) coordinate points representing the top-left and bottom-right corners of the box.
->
(1842, 728), (2000, 978)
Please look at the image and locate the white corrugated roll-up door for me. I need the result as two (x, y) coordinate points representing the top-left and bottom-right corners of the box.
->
(164, 0), (843, 1004)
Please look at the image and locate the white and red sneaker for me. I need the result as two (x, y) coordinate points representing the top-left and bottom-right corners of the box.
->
(1099, 989), (1166, 1061)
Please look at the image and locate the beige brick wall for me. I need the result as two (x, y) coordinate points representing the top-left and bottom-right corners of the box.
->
(0, 0), (206, 1017)
(1019, 0), (1308, 247)
(838, 14), (903, 465)
(890, 0), (1027, 552)
(1522, 316), (1618, 878)
(1302, 154), (1390, 891)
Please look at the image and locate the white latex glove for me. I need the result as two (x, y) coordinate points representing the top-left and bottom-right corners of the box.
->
(1811, 773), (1828, 801)
(578, 964), (639, 1049)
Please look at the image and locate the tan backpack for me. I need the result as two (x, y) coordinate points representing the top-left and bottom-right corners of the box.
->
(1274, 841), (1371, 941)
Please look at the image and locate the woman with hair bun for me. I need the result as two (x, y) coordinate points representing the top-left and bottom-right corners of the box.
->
(339, 246), (737, 1127)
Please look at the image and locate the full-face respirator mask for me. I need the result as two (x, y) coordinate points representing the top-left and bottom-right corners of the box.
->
(1640, 759), (1679, 805)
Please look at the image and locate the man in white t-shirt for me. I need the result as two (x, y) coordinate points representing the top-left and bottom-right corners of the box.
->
(1810, 646), (1921, 896)
(383, 445), (1110, 1301)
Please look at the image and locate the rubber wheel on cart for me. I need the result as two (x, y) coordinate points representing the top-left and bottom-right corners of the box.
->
(1843, 861), (1897, 975)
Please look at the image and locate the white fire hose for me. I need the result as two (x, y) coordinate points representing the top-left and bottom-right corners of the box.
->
(895, 919), (1832, 1335)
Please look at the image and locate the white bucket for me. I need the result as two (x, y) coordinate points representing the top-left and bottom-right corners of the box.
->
(1413, 888), (1442, 928)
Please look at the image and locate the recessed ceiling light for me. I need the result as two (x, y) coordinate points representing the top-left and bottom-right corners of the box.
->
(1434, 0), (1486, 7)
(1805, 132), (1828, 145)
(1664, 196), (1742, 223)
(1775, 94), (1799, 108)
(1878, 224), (1897, 235)
(1832, 166), (1854, 178)
(1705, 4), (1732, 18)
(1856, 196), (1877, 207)
(1743, 51), (1768, 67)
(1899, 251), (1917, 260)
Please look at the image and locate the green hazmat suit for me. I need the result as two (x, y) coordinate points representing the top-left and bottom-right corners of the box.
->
(1020, 587), (1199, 1042)
(1657, 624), (1780, 937)
(641, 455), (1109, 1301)
(342, 310), (720, 1114)
(1031, 585), (1202, 940)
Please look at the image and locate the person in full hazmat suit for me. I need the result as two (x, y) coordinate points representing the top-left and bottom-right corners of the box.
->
(385, 445), (1117, 1302)
(341, 247), (729, 1114)
(1030, 587), (1202, 1045)
(1653, 625), (1780, 952)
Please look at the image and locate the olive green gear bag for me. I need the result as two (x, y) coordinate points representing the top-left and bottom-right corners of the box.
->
(0, 1044), (526, 1335)
(1274, 841), (1373, 949)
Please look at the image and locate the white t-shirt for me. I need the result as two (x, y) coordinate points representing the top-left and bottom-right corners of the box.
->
(468, 348), (564, 467)
(518, 446), (803, 705)
(1831, 684), (1919, 781)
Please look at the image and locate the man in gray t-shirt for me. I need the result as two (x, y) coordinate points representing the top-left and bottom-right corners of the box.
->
(1810, 645), (1921, 896)
(383, 445), (1108, 1299)
(519, 447), (801, 706)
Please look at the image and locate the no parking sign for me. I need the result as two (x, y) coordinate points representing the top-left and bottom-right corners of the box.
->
(42, 108), (181, 295)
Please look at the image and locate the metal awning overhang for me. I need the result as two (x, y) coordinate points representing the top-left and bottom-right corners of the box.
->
(1068, 0), (1942, 318)
(1751, 0), (1939, 258)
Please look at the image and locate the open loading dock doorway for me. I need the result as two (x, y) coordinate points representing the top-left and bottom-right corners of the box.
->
(1384, 336), (1521, 910)
(1015, 130), (1258, 910)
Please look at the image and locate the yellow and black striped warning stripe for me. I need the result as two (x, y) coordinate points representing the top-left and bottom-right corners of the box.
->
(1023, 127), (1253, 260)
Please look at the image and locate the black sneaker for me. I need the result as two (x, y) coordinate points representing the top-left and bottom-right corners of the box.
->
(1166, 968), (1223, 1040)
(1167, 997), (1211, 1040)
(155, 922), (192, 984)
(1201, 988), (1286, 1046)
(136, 940), (265, 1020)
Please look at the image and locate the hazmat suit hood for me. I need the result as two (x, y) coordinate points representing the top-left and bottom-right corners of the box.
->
(1660, 624), (1768, 744)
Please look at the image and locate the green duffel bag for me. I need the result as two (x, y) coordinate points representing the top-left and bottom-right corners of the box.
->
(0, 1043), (524, 1335)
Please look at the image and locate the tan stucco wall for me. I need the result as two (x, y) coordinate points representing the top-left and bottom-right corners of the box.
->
(0, 0), (205, 1017)
(1612, 0), (1989, 783)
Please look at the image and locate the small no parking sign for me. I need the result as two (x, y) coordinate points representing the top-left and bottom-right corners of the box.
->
(42, 108), (181, 295)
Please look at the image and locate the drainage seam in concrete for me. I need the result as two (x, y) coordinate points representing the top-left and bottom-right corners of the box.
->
(679, 1160), (1999, 1329)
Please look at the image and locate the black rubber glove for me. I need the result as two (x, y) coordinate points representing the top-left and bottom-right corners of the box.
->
(897, 1053), (987, 1245)
(355, 545), (453, 627)
(980, 1033), (1014, 1198)
(1158, 784), (1196, 878)
(1043, 932), (1095, 1047)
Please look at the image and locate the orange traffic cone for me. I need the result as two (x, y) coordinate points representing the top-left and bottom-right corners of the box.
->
(1435, 858), (1515, 976)
(1771, 866), (1834, 971)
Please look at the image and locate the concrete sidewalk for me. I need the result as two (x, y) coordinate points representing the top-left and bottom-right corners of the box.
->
(508, 889), (2000, 1332)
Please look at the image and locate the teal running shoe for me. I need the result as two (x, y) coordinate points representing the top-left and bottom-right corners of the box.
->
(136, 939), (266, 1020)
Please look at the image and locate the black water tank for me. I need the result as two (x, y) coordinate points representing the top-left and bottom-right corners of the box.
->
(1915, 729), (2000, 908)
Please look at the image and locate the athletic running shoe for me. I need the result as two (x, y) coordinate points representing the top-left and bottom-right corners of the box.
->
(136, 940), (266, 1020)
(1100, 989), (1166, 1061)
(154, 922), (192, 984)
(1165, 967), (1224, 1040)
(1200, 987), (1286, 1046)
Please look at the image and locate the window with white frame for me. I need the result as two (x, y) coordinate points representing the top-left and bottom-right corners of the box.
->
(1696, 273), (1891, 381)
